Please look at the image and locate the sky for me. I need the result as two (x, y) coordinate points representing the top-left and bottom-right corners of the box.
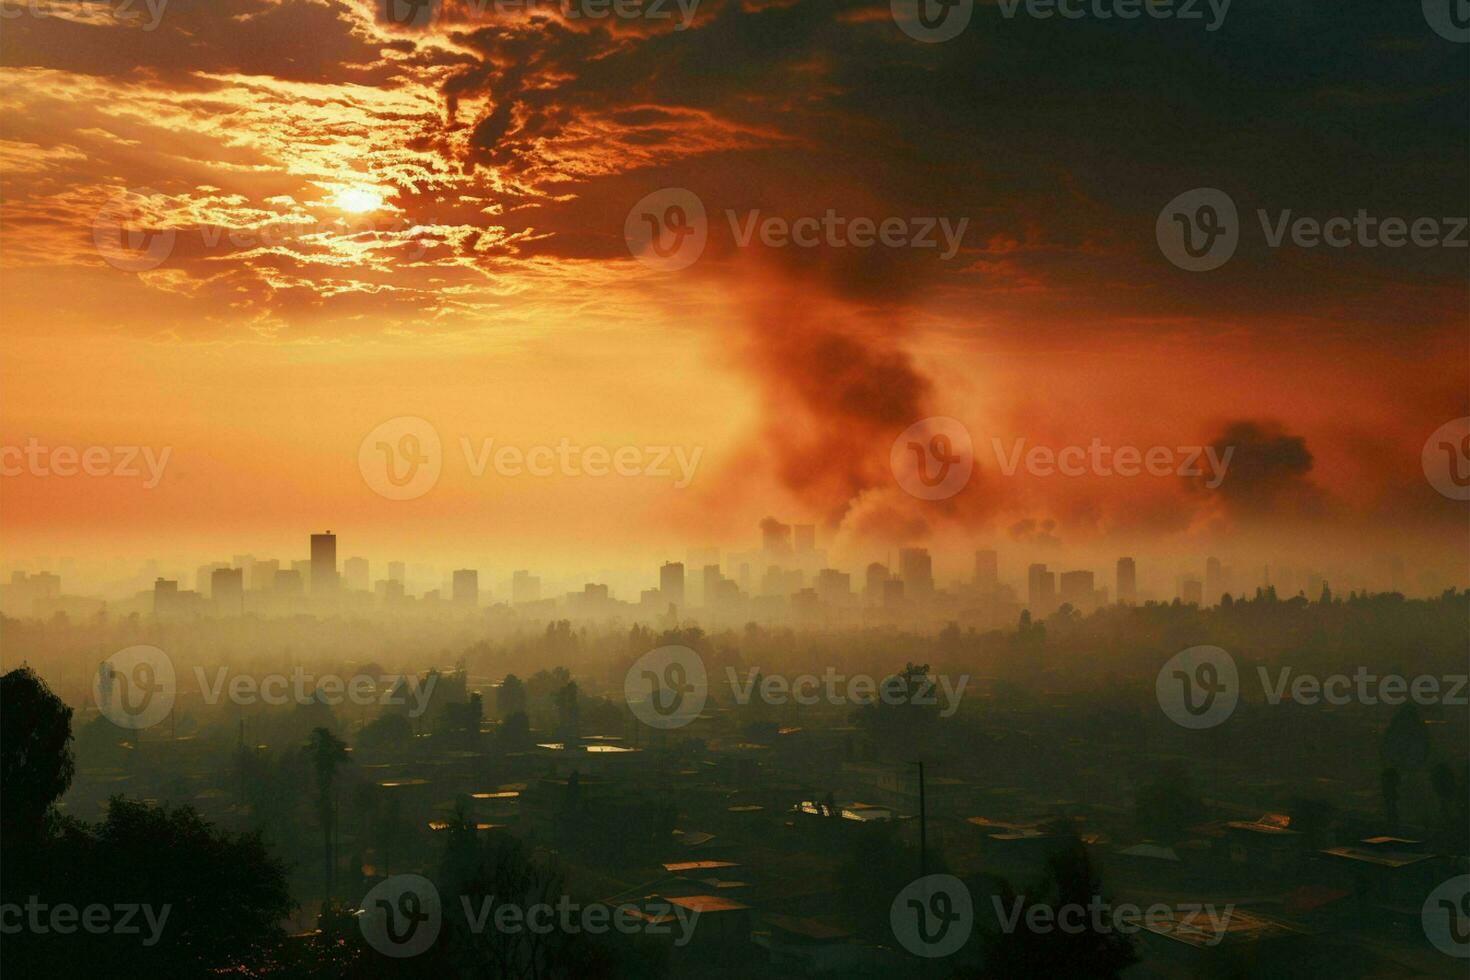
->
(1, 0), (1466, 590)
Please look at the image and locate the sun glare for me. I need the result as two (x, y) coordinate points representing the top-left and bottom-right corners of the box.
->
(333, 187), (384, 213)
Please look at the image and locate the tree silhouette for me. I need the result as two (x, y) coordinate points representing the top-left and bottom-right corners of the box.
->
(305, 726), (351, 905)
(0, 667), (74, 844)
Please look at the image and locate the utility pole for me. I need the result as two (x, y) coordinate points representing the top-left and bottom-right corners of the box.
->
(912, 760), (928, 878)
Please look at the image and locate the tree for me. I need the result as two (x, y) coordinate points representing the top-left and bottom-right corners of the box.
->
(497, 674), (527, 720)
(0, 666), (75, 843)
(305, 727), (351, 904)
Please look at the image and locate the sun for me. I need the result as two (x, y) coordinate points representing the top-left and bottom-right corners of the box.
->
(333, 187), (384, 213)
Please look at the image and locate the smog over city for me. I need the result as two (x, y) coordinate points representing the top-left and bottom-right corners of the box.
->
(1, 2), (1467, 978)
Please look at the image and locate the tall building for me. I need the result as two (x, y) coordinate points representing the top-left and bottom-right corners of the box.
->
(660, 561), (685, 608)
(1181, 578), (1204, 606)
(211, 567), (244, 613)
(761, 518), (792, 557)
(793, 524), (816, 554)
(153, 577), (178, 615)
(815, 568), (851, 604)
(274, 569), (304, 594)
(452, 569), (478, 605)
(196, 562), (227, 596)
(1204, 556), (1223, 606)
(1116, 557), (1137, 605)
(343, 556), (370, 592)
(1027, 563), (1056, 617)
(898, 548), (933, 597)
(310, 531), (337, 594)
(1058, 570), (1095, 611)
(512, 570), (541, 604)
(975, 549), (998, 592)
(250, 558), (279, 592)
(387, 560), (406, 584)
(865, 562), (890, 605)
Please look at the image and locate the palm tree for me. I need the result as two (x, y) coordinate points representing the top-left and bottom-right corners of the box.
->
(304, 727), (350, 905)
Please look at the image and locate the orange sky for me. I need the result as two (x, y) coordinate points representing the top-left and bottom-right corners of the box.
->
(1, 1), (1466, 589)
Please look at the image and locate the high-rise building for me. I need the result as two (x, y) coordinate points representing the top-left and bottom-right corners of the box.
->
(865, 562), (890, 604)
(1058, 570), (1095, 610)
(815, 568), (851, 604)
(793, 524), (816, 554)
(211, 567), (244, 613)
(660, 561), (685, 608)
(1116, 557), (1136, 605)
(250, 559), (279, 592)
(975, 549), (998, 592)
(310, 532), (337, 594)
(1027, 563), (1056, 616)
(761, 518), (792, 557)
(882, 577), (905, 607)
(512, 570), (541, 604)
(343, 556), (370, 592)
(452, 569), (478, 605)
(1204, 556), (1223, 606)
(274, 569), (304, 594)
(154, 577), (178, 614)
(387, 560), (406, 584)
(899, 548), (933, 597)
(196, 562), (228, 596)
(1181, 578), (1204, 606)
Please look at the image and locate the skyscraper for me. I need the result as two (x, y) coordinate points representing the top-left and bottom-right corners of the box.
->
(793, 524), (816, 554)
(1116, 557), (1137, 605)
(1205, 556), (1223, 606)
(975, 549), (998, 592)
(898, 548), (933, 597)
(1058, 570), (1095, 611)
(865, 562), (890, 605)
(660, 561), (685, 608)
(387, 560), (406, 584)
(211, 567), (244, 613)
(761, 518), (792, 557)
(343, 556), (370, 592)
(452, 569), (478, 605)
(310, 531), (337, 594)
(1027, 563), (1056, 617)
(512, 570), (541, 604)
